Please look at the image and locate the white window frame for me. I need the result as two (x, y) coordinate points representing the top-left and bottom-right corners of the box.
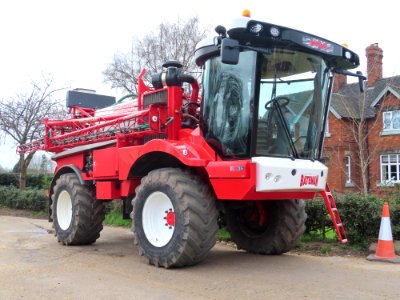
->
(345, 156), (351, 184)
(325, 117), (331, 137)
(380, 154), (400, 184)
(383, 110), (400, 131)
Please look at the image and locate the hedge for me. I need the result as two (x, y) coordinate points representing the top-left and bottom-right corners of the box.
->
(0, 186), (47, 211)
(305, 192), (400, 247)
(0, 173), (18, 186)
(0, 173), (52, 189)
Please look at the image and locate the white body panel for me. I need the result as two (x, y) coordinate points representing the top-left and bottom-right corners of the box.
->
(227, 17), (250, 31)
(252, 157), (328, 192)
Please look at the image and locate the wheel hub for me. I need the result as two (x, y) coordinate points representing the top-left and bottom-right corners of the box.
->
(142, 191), (175, 247)
(57, 190), (72, 230)
(165, 209), (175, 227)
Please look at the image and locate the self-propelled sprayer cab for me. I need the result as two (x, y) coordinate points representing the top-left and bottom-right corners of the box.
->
(194, 15), (361, 162)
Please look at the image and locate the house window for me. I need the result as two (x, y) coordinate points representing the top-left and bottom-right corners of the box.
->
(325, 117), (331, 137)
(383, 111), (400, 130)
(345, 156), (351, 183)
(381, 154), (400, 183)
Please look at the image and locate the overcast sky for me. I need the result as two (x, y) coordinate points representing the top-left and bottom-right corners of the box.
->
(0, 0), (398, 169)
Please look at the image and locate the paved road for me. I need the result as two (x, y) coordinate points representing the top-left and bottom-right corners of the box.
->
(1, 215), (399, 300)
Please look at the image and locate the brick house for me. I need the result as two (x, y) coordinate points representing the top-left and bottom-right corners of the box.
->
(324, 43), (400, 195)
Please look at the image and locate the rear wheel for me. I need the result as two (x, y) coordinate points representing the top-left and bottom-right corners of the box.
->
(51, 173), (105, 245)
(225, 200), (306, 254)
(132, 168), (218, 268)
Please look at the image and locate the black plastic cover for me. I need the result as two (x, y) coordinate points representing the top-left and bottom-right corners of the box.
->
(221, 38), (240, 65)
(66, 90), (115, 109)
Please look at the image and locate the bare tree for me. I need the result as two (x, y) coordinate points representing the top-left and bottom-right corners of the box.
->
(104, 16), (208, 94)
(0, 75), (64, 189)
(339, 91), (376, 194)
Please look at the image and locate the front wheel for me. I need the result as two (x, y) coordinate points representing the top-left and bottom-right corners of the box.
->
(225, 200), (307, 254)
(131, 168), (218, 268)
(51, 173), (105, 245)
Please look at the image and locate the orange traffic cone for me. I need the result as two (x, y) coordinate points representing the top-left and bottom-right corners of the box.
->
(367, 202), (400, 263)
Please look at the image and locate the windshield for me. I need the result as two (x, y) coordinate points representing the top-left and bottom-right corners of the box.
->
(255, 48), (330, 160)
(200, 48), (331, 160)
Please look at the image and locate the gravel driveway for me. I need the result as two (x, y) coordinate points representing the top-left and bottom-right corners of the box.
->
(1, 215), (399, 299)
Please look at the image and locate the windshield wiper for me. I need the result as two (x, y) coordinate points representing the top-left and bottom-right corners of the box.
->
(271, 100), (299, 159)
(269, 74), (298, 159)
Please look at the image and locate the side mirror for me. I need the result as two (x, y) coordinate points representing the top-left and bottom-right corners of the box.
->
(333, 68), (366, 93)
(221, 38), (239, 65)
(356, 71), (366, 93)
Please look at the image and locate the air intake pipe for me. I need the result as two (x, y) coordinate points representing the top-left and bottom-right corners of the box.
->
(151, 61), (199, 101)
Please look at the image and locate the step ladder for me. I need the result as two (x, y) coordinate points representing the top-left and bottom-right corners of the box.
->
(319, 184), (348, 244)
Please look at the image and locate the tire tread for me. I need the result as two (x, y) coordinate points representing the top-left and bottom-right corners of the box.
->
(51, 173), (105, 245)
(132, 168), (218, 268)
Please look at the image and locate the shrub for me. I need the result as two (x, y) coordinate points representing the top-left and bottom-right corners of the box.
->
(386, 185), (400, 241)
(305, 192), (400, 248)
(0, 173), (53, 189)
(0, 185), (20, 208)
(337, 193), (384, 247)
(41, 175), (52, 190)
(0, 186), (47, 211)
(104, 201), (132, 227)
(0, 173), (18, 186)
(26, 174), (44, 188)
(26, 174), (53, 189)
(20, 188), (48, 211)
(305, 198), (332, 237)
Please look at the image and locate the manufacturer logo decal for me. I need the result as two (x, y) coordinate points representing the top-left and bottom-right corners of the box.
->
(302, 36), (334, 53)
(300, 175), (319, 187)
(230, 165), (244, 172)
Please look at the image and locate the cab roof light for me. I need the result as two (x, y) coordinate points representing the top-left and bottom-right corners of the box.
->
(341, 44), (352, 59)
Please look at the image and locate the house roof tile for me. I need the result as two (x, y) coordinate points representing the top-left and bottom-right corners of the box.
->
(330, 75), (400, 119)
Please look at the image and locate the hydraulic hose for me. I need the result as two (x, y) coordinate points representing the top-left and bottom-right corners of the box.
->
(115, 93), (137, 105)
(177, 73), (199, 102)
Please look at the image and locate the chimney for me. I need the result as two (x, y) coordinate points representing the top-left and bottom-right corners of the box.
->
(366, 43), (383, 87)
(333, 73), (347, 93)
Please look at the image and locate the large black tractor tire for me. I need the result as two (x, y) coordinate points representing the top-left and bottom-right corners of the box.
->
(51, 173), (105, 245)
(131, 168), (218, 268)
(225, 200), (307, 254)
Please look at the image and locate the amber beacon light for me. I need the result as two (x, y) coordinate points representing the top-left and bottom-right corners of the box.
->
(242, 9), (251, 17)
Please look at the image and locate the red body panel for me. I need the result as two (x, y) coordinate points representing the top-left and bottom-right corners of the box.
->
(206, 160), (251, 178)
(54, 153), (84, 174)
(120, 179), (140, 198)
(96, 181), (120, 200)
(93, 147), (118, 178)
(208, 162), (316, 200)
(167, 87), (183, 140)
(118, 128), (215, 180)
